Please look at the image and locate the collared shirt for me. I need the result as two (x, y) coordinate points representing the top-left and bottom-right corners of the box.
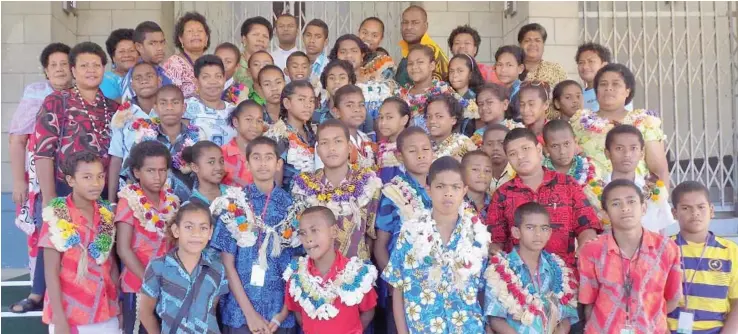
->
(183, 96), (236, 146)
(478, 63), (502, 84)
(151, 123), (202, 201)
(284, 250), (378, 334)
(486, 168), (602, 269)
(489, 163), (517, 195)
(266, 120), (316, 192)
(485, 248), (579, 333)
(212, 184), (299, 329)
(396, 34), (449, 87)
(602, 173), (676, 233)
(121, 63), (172, 101)
(221, 138), (253, 188)
(109, 100), (156, 167)
(162, 53), (197, 98)
(272, 46), (298, 70)
(309, 52), (330, 85)
(186, 183), (229, 206)
(100, 70), (124, 100)
(578, 229), (682, 334)
(667, 232), (738, 334)
(465, 193), (491, 221)
(38, 196), (119, 326)
(142, 247), (229, 334)
(583, 87), (633, 112)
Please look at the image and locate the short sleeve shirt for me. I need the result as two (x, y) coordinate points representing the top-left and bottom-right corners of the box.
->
(100, 71), (123, 100)
(221, 138), (253, 188)
(108, 101), (156, 166)
(183, 96), (236, 146)
(10, 81), (54, 135)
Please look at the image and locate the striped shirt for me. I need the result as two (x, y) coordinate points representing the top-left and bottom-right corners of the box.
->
(668, 232), (738, 334)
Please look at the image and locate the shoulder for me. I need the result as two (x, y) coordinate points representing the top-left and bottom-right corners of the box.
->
(628, 109), (663, 129)
(580, 234), (609, 255)
(24, 81), (52, 96)
(543, 60), (567, 73)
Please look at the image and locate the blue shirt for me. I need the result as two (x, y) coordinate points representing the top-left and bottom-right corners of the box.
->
(183, 97), (236, 146)
(309, 52), (329, 85)
(141, 247), (228, 334)
(211, 184), (299, 329)
(108, 100), (156, 166)
(100, 71), (124, 100)
(154, 123), (203, 201)
(508, 79), (522, 121)
(312, 100), (375, 138)
(484, 248), (579, 334)
(121, 63), (172, 101)
(185, 183), (230, 206)
(583, 87), (634, 112)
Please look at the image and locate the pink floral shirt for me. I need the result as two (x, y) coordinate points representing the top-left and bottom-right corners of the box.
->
(162, 54), (196, 99)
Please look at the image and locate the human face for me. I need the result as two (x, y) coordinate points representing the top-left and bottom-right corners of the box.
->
(44, 52), (72, 89)
(495, 52), (523, 86)
(136, 31), (167, 64)
(258, 68), (285, 105)
(66, 161), (105, 202)
(448, 57), (471, 92)
(401, 8), (428, 44)
(283, 87), (316, 123)
(195, 65), (225, 101)
(544, 129), (576, 169)
(512, 213), (552, 252)
(604, 185), (646, 231)
(191, 147), (225, 185)
(505, 137), (542, 176)
(325, 66), (350, 96)
(520, 30), (544, 62)
(276, 15), (298, 46)
(298, 211), (337, 261)
(429, 170), (467, 216)
(555, 84), (583, 119)
(286, 56), (310, 80)
(377, 103), (409, 140)
(242, 24), (270, 55)
(179, 20), (208, 53)
(426, 101), (456, 140)
(131, 64), (161, 99)
(233, 105), (264, 141)
(452, 33), (477, 57)
(335, 92), (366, 130)
(246, 143), (282, 183)
(112, 39), (137, 73)
(577, 50), (607, 86)
(359, 20), (383, 51)
(171, 210), (213, 255)
(317, 126), (350, 169)
(336, 39), (363, 70)
(596, 71), (631, 111)
(72, 53), (104, 90)
(463, 155), (493, 194)
(518, 89), (548, 126)
(215, 48), (239, 80)
(397, 133), (433, 176)
(407, 50), (434, 85)
(672, 191), (714, 235)
(155, 90), (185, 126)
(605, 133), (643, 174)
(133, 156), (169, 194)
(248, 52), (274, 81)
(477, 91), (508, 124)
(303, 25), (327, 57)
(482, 130), (508, 166)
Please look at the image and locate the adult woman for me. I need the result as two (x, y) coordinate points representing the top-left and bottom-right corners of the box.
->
(233, 16), (272, 89)
(570, 63), (669, 187)
(162, 11), (210, 98)
(8, 42), (73, 314)
(518, 23), (567, 119)
(101, 28), (138, 101)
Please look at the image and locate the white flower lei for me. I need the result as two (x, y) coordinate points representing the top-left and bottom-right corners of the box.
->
(117, 184), (179, 237)
(381, 175), (427, 221)
(266, 120), (315, 173)
(433, 133), (477, 160)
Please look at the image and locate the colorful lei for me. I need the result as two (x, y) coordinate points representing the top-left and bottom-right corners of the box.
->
(353, 137), (378, 170)
(111, 100), (134, 129)
(575, 108), (661, 134)
(131, 118), (200, 173)
(458, 93), (480, 120)
(266, 120), (315, 173)
(643, 176), (667, 203)
(485, 251), (578, 326)
(43, 197), (115, 265)
(222, 82), (250, 105)
(543, 154), (597, 186)
(283, 255), (378, 320)
(359, 54), (396, 82)
(433, 133), (477, 161)
(377, 141), (401, 168)
(292, 167), (382, 217)
(117, 184), (180, 237)
(381, 175), (428, 221)
(399, 80), (453, 118)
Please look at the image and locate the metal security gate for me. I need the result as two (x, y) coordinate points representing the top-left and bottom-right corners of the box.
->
(580, 1), (738, 213)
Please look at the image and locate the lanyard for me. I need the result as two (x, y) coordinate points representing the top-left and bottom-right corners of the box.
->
(678, 233), (710, 310)
(616, 233), (644, 326)
(249, 191), (272, 250)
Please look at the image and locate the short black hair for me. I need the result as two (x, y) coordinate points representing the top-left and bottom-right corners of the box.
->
(402, 5), (428, 22)
(69, 41), (108, 67)
(286, 51), (309, 66)
(62, 150), (103, 177)
(125, 140), (172, 181)
(104, 29), (134, 60)
(360, 17), (385, 37)
(542, 119), (575, 143)
(477, 83), (509, 102)
(229, 99), (264, 127)
(495, 45), (527, 81)
(173, 201), (214, 227)
(300, 205), (337, 226)
(671, 181), (711, 207)
(181, 140), (221, 165)
(576, 42), (612, 63)
(593, 63), (637, 106)
(604, 124), (644, 151)
(428, 156), (462, 185)
(257, 64), (285, 84)
(156, 84), (185, 101)
(381, 96), (411, 128)
(275, 13), (298, 25)
(329, 34), (370, 63)
(317, 118), (350, 141)
(375, 47), (390, 56)
(215, 42), (241, 62)
(174, 11), (211, 51)
(461, 150), (491, 170)
(409, 44), (435, 62)
(133, 21), (164, 44)
(519, 80), (550, 102)
(448, 25), (482, 56)
(425, 94), (463, 132)
(513, 202), (550, 227)
(552, 80), (583, 103)
(240, 16), (273, 40)
(517, 23), (548, 44)
(245, 136), (280, 160)
(194, 54), (224, 78)
(248, 50), (274, 68)
(320, 59), (357, 90)
(333, 84), (363, 107)
(304, 19), (329, 38)
(448, 54), (486, 95)
(503, 127), (539, 152)
(601, 179), (644, 211)
(396, 126), (429, 152)
(40, 42), (71, 69)
(131, 61), (156, 75)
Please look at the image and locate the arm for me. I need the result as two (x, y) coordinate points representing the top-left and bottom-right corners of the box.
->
(269, 304), (290, 332)
(486, 190), (509, 254)
(116, 223), (146, 279)
(138, 294), (161, 334)
(392, 289), (408, 334)
(720, 299), (738, 334)
(554, 319), (572, 334)
(584, 304), (593, 321)
(360, 308), (375, 330)
(644, 140), (670, 189)
(36, 158), (56, 207)
(44, 248), (70, 331)
(664, 242), (683, 313)
(488, 317), (518, 334)
(221, 252), (270, 333)
(9, 134), (29, 206)
(107, 156), (123, 203)
(374, 230), (392, 271)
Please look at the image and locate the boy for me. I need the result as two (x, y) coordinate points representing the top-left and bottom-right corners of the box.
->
(462, 150), (494, 220)
(211, 136), (301, 334)
(39, 151), (120, 332)
(485, 202), (579, 333)
(604, 124), (675, 233)
(303, 19), (330, 84)
(579, 179), (682, 333)
(575, 42), (632, 112)
(122, 21), (171, 101)
(284, 206), (377, 333)
(292, 120), (382, 261)
(284, 51), (311, 82)
(486, 128), (601, 270)
(139, 201), (228, 334)
(480, 124), (517, 195)
(183, 54), (236, 146)
(246, 50), (275, 105)
(257, 65), (286, 125)
(667, 181), (738, 334)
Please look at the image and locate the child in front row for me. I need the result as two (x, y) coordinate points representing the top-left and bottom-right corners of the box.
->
(222, 100), (264, 188)
(139, 201), (229, 333)
(426, 94), (477, 161)
(485, 202), (579, 334)
(283, 206), (378, 334)
(462, 150), (494, 220)
(182, 140), (230, 206)
(480, 125), (517, 195)
(376, 97), (411, 183)
(40, 151), (120, 333)
(116, 141), (181, 334)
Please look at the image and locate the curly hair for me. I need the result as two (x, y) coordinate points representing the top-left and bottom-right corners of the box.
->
(69, 41), (107, 67)
(448, 25), (481, 57)
(517, 23), (548, 44)
(62, 150), (103, 177)
(104, 29), (134, 60)
(320, 59), (357, 90)
(240, 16), (273, 40)
(593, 63), (637, 106)
(328, 34), (371, 64)
(125, 140), (172, 178)
(174, 11), (211, 52)
(40, 42), (71, 69)
(425, 94), (463, 132)
(576, 42), (612, 64)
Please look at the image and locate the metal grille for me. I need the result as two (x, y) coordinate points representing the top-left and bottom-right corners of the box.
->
(580, 1), (738, 213)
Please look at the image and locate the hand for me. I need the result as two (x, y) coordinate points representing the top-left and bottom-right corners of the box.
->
(267, 320), (279, 333)
(245, 311), (270, 334)
(12, 182), (28, 206)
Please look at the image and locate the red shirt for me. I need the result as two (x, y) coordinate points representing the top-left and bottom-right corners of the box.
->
(285, 250), (377, 334)
(222, 138), (253, 187)
(478, 63), (502, 84)
(486, 168), (602, 269)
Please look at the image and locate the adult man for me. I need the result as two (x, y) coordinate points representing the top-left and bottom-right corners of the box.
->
(272, 13), (299, 71)
(121, 21), (171, 101)
(448, 25), (501, 84)
(395, 5), (449, 87)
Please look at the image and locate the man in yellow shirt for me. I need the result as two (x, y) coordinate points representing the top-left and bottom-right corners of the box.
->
(394, 5), (449, 87)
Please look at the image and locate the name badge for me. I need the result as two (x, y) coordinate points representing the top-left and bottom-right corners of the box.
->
(250, 264), (266, 287)
(620, 326), (635, 334)
(677, 311), (694, 334)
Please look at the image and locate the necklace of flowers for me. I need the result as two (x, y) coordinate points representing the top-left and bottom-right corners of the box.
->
(399, 79), (450, 117)
(292, 167), (382, 217)
(43, 197), (115, 265)
(131, 118), (200, 173)
(642, 175), (667, 203)
(456, 91), (480, 120)
(577, 109), (653, 134)
(354, 139), (377, 170)
(282, 255), (378, 320)
(266, 120), (315, 173)
(223, 82), (249, 105)
(434, 133), (476, 160)
(382, 174), (427, 221)
(378, 141), (401, 168)
(359, 54), (395, 81)
(111, 100), (134, 129)
(543, 155), (596, 186)
(73, 86), (111, 138)
(117, 184), (179, 237)
(485, 251), (578, 326)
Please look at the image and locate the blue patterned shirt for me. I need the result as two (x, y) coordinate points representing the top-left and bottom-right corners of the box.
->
(211, 184), (299, 329)
(309, 52), (329, 85)
(141, 247), (228, 334)
(465, 194), (491, 222)
(121, 63), (172, 101)
(183, 97), (236, 146)
(154, 123), (202, 201)
(108, 100), (157, 167)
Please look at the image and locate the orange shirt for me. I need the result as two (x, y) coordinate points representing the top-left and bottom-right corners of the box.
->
(222, 138), (253, 187)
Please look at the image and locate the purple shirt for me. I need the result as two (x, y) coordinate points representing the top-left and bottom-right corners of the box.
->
(10, 81), (54, 135)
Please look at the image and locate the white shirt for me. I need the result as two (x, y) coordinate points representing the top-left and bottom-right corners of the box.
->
(271, 45), (299, 72)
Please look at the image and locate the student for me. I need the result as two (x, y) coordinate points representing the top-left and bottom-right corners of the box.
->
(312, 59), (356, 125)
(603, 124), (675, 233)
(222, 100), (263, 188)
(576, 42), (633, 112)
(116, 140), (180, 334)
(139, 201), (229, 334)
(246, 50), (275, 105)
(283, 206), (378, 334)
(284, 51), (311, 82)
(383, 156), (490, 333)
(667, 181), (738, 334)
(578, 179), (682, 334)
(519, 80), (551, 144)
(217, 42), (250, 106)
(486, 128), (601, 269)
(303, 19), (331, 84)
(480, 125), (517, 196)
(448, 54), (484, 137)
(376, 97), (411, 183)
(448, 25), (501, 83)
(256, 65), (286, 125)
(462, 150), (493, 220)
(39, 151), (120, 332)
(211, 136), (301, 334)
(292, 120), (382, 261)
(121, 21), (172, 101)
(358, 17), (384, 52)
(484, 202), (579, 334)
(182, 141), (229, 206)
(183, 54), (236, 146)
(494, 45), (526, 121)
(469, 83), (523, 147)
(425, 94), (477, 161)
(552, 80), (583, 121)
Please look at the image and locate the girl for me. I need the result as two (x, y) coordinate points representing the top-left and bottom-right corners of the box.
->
(519, 81), (551, 145)
(494, 45), (526, 122)
(470, 83), (524, 147)
(449, 54), (484, 137)
(265, 80), (317, 192)
(246, 51), (275, 105)
(222, 100), (264, 187)
(426, 94), (477, 161)
(217, 42), (249, 105)
(313, 59), (356, 125)
(182, 141), (230, 205)
(376, 97), (411, 183)
(552, 80), (583, 121)
(257, 65), (286, 126)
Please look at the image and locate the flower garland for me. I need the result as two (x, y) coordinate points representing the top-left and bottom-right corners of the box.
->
(399, 80), (452, 118)
(353, 139), (378, 170)
(266, 120), (315, 173)
(576, 109), (660, 134)
(222, 82), (250, 105)
(543, 154), (597, 186)
(381, 175), (428, 221)
(283, 255), (378, 320)
(292, 167), (382, 217)
(484, 251), (578, 326)
(131, 118), (200, 174)
(643, 177), (667, 203)
(378, 141), (401, 168)
(117, 184), (180, 237)
(43, 197), (115, 265)
(433, 133), (477, 160)
(359, 54), (396, 82)
(457, 93), (480, 120)
(111, 100), (134, 129)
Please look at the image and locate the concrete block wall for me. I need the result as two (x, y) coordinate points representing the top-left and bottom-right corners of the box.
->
(527, 1), (580, 79)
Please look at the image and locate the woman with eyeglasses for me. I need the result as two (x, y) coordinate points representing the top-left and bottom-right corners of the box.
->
(518, 23), (568, 119)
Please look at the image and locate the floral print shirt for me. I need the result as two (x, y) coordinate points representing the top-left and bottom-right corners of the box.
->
(183, 97), (236, 146)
